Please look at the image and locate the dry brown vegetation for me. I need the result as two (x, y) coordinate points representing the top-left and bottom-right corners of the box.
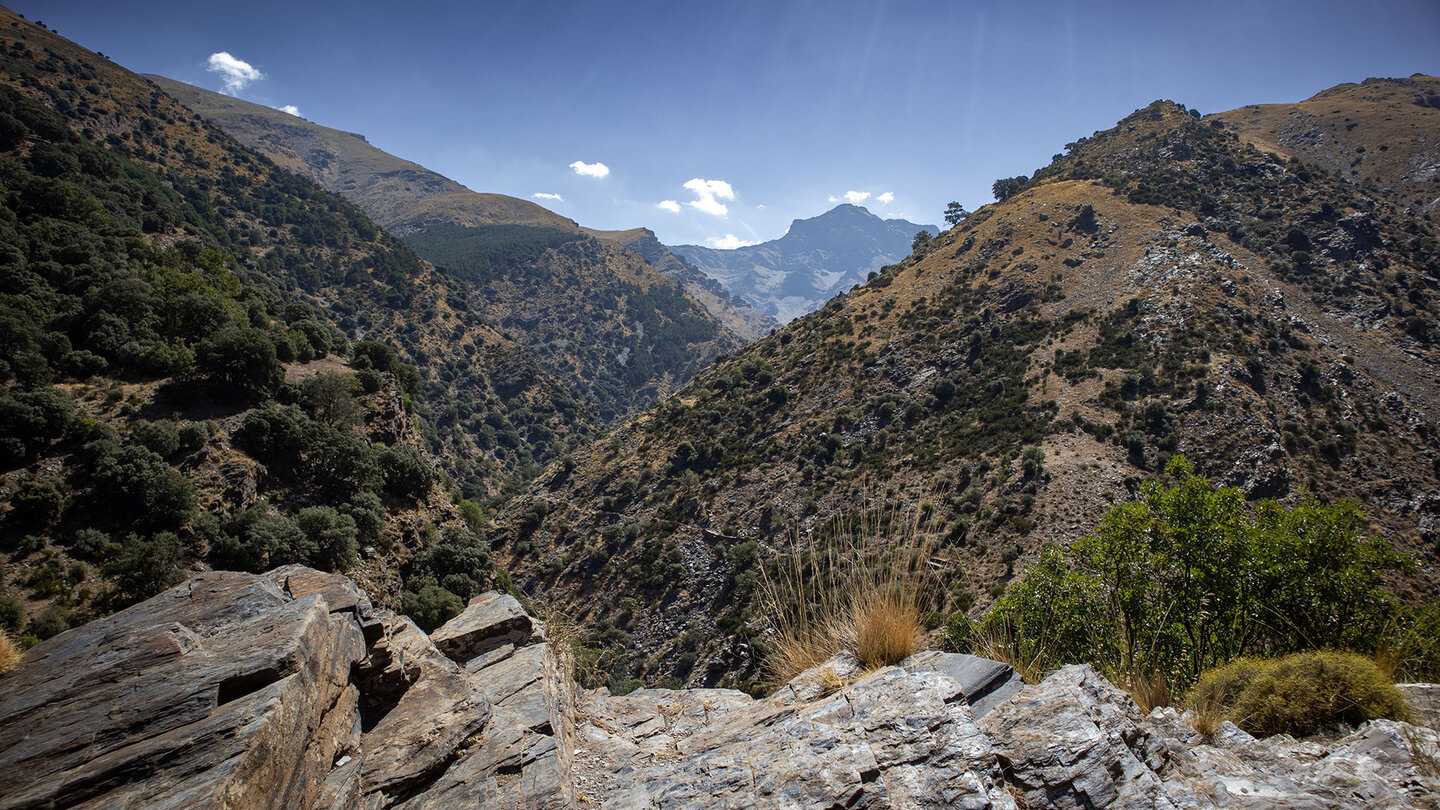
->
(758, 509), (937, 685)
(0, 633), (20, 676)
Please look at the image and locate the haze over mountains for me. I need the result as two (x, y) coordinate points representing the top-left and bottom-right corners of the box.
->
(671, 204), (939, 322)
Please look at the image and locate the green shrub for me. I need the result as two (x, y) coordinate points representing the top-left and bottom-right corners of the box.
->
(408, 524), (490, 601)
(101, 532), (184, 606)
(70, 528), (112, 560)
(26, 605), (71, 641)
(342, 491), (389, 544)
(131, 419), (180, 457)
(379, 443), (432, 501)
(210, 510), (305, 573)
(8, 479), (63, 529)
(1187, 651), (1409, 737)
(196, 328), (285, 400)
(0, 595), (23, 632)
(177, 421), (210, 453)
(983, 456), (1411, 687)
(90, 444), (196, 530)
(295, 506), (358, 572)
(403, 584), (464, 632)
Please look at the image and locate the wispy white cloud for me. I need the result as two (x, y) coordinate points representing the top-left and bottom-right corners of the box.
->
(876, 192), (894, 204)
(827, 190), (872, 205)
(570, 160), (610, 178)
(532, 192), (564, 202)
(278, 104), (301, 117)
(706, 233), (757, 249)
(657, 199), (681, 213)
(206, 51), (263, 95)
(684, 178), (735, 217)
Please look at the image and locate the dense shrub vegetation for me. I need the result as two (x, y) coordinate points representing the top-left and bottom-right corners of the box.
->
(981, 457), (1419, 687)
(1187, 651), (1410, 737)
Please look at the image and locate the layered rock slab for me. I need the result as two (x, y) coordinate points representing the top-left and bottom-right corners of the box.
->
(574, 666), (1018, 808)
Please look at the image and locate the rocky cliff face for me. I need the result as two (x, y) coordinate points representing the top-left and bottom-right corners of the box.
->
(2, 568), (1436, 809)
(671, 204), (939, 322)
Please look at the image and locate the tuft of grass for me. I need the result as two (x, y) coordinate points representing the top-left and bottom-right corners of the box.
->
(851, 590), (924, 671)
(758, 507), (938, 685)
(1117, 668), (1173, 714)
(1187, 692), (1228, 737)
(0, 632), (21, 676)
(1185, 650), (1409, 738)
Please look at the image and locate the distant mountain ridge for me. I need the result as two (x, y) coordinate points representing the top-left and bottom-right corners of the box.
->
(670, 204), (939, 322)
(148, 75), (577, 232)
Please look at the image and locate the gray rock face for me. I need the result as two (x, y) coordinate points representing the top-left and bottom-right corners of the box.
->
(573, 666), (1017, 808)
(0, 570), (568, 810)
(903, 650), (1026, 718)
(3, 571), (1438, 809)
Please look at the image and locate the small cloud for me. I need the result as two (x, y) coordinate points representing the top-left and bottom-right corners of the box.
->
(657, 200), (681, 213)
(278, 104), (301, 117)
(206, 51), (263, 95)
(756, 204), (766, 209)
(827, 190), (873, 205)
(532, 192), (564, 202)
(570, 160), (610, 178)
(876, 192), (894, 204)
(706, 234), (757, 249)
(683, 178), (735, 217)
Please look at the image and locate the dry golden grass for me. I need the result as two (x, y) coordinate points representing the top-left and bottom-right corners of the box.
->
(0, 632), (21, 677)
(759, 507), (938, 685)
(1118, 669), (1173, 715)
(1187, 693), (1228, 737)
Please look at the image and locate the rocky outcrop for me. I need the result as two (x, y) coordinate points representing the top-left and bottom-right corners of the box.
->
(2, 570), (1437, 809)
(0, 568), (569, 810)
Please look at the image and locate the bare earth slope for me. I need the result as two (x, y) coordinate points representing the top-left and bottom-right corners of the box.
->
(1212, 74), (1440, 215)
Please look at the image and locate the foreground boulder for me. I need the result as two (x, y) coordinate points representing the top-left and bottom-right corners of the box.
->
(2, 569), (1437, 809)
(0, 568), (567, 810)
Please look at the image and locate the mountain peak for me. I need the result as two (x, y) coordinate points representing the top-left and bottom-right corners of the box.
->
(670, 205), (938, 322)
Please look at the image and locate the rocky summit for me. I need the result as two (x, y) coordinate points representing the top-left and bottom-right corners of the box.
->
(2, 568), (1436, 809)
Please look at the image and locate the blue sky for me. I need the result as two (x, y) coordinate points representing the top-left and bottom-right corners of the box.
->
(15, 1), (1439, 247)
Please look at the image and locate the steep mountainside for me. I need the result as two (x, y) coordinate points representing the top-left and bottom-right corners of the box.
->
(582, 226), (780, 342)
(148, 75), (576, 232)
(671, 204), (939, 322)
(151, 77), (762, 415)
(488, 97), (1440, 694)
(0, 9), (563, 640)
(1212, 74), (1440, 215)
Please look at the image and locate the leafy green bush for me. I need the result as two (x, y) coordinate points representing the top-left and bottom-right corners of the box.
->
(0, 387), (75, 466)
(408, 524), (491, 601)
(379, 443), (433, 501)
(209, 510), (306, 573)
(1187, 651), (1409, 737)
(7, 478), (63, 530)
(983, 456), (1411, 687)
(402, 584), (464, 633)
(90, 443), (196, 530)
(295, 506), (358, 572)
(342, 491), (389, 544)
(130, 419), (180, 457)
(195, 328), (284, 400)
(0, 595), (23, 632)
(101, 532), (184, 607)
